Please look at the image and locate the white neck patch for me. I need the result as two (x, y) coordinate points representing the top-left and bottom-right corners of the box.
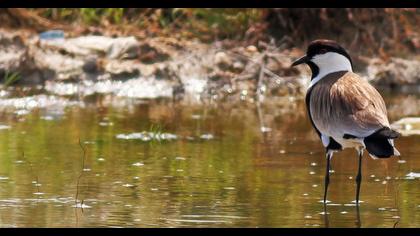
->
(308, 52), (353, 88)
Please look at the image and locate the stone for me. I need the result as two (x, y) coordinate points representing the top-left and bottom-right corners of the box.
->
(246, 45), (258, 53)
(214, 51), (232, 69)
(366, 57), (420, 86)
(107, 36), (139, 60)
(391, 117), (420, 136)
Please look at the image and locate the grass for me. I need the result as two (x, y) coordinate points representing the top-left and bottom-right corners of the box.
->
(75, 138), (87, 206)
(30, 8), (265, 40)
(148, 123), (164, 146)
(5, 8), (419, 55)
(3, 71), (21, 87)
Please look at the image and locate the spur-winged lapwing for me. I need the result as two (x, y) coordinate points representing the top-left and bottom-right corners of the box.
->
(291, 39), (401, 204)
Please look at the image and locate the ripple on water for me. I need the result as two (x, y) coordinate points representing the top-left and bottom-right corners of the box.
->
(318, 200), (332, 204)
(73, 203), (92, 209)
(181, 214), (248, 219)
(0, 199), (21, 204)
(191, 115), (201, 120)
(405, 172), (420, 179)
(200, 134), (214, 140)
(40, 116), (55, 121)
(163, 218), (231, 224)
(132, 162), (144, 167)
(99, 121), (114, 126)
(116, 132), (178, 141)
(223, 187), (235, 190)
(0, 125), (11, 130)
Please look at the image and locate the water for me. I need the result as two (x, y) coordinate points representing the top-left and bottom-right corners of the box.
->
(0, 88), (419, 227)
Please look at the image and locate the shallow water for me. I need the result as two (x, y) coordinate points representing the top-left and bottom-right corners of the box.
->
(0, 89), (419, 228)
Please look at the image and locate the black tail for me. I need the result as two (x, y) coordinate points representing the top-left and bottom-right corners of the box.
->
(364, 127), (401, 158)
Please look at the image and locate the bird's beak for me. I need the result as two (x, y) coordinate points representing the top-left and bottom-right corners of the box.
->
(291, 55), (309, 67)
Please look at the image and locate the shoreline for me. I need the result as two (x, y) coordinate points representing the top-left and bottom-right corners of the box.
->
(0, 29), (419, 101)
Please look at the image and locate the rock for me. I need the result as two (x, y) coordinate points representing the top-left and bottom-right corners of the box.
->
(138, 42), (170, 63)
(82, 56), (99, 74)
(391, 117), (420, 136)
(232, 61), (245, 72)
(137, 64), (157, 78)
(214, 51), (232, 69)
(246, 45), (258, 53)
(32, 48), (85, 81)
(39, 35), (105, 56)
(208, 71), (235, 81)
(4, 27), (420, 102)
(154, 63), (178, 80)
(0, 32), (27, 72)
(0, 30), (43, 84)
(107, 36), (139, 60)
(366, 57), (420, 86)
(104, 60), (140, 78)
(39, 35), (140, 60)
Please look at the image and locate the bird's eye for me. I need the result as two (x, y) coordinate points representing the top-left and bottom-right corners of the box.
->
(319, 49), (327, 54)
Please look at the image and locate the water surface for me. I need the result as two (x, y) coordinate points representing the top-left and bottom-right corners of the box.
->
(0, 89), (419, 228)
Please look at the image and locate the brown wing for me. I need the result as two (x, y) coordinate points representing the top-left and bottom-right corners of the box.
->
(310, 71), (389, 139)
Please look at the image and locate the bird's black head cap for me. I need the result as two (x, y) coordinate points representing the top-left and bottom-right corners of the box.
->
(292, 39), (353, 79)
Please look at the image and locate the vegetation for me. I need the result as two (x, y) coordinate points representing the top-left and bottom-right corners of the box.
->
(2, 71), (21, 87)
(0, 8), (418, 55)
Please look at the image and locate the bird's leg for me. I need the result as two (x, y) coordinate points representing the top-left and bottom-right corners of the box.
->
(323, 151), (332, 204)
(355, 148), (364, 204)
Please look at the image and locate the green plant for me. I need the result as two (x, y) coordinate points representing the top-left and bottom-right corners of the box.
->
(169, 8), (264, 39)
(3, 71), (21, 87)
(79, 8), (125, 25)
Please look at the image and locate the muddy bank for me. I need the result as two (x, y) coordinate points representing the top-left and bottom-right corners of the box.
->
(0, 29), (419, 101)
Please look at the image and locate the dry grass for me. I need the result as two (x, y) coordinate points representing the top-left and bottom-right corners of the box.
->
(0, 8), (418, 56)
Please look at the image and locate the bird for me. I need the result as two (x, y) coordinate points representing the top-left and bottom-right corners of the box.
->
(291, 39), (401, 205)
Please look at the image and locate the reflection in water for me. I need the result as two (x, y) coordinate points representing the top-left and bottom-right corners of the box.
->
(323, 204), (329, 228)
(355, 205), (361, 228)
(0, 92), (418, 227)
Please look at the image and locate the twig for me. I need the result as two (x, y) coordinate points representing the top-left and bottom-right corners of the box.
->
(393, 161), (401, 228)
(75, 138), (87, 206)
(228, 50), (289, 84)
(256, 53), (267, 102)
(22, 151), (41, 194)
(256, 99), (267, 137)
(6, 8), (71, 31)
